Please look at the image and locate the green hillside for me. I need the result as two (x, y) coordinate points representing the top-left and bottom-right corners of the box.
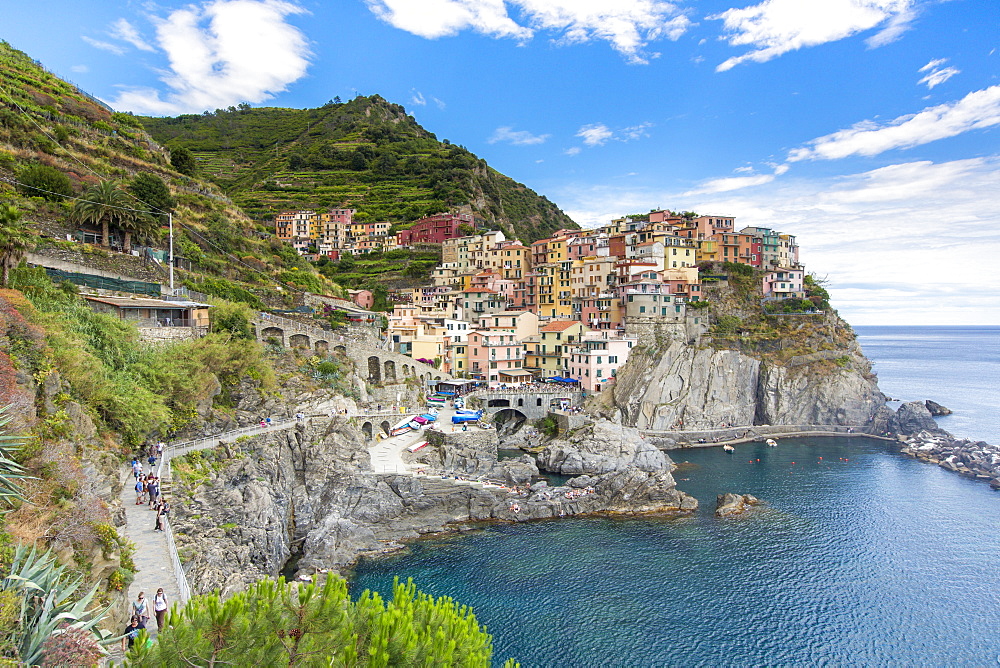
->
(139, 95), (578, 242)
(0, 40), (338, 307)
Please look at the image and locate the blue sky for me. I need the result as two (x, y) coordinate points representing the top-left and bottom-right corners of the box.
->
(3, 0), (998, 325)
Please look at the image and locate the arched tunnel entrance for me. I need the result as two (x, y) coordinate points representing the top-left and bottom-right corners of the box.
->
(493, 409), (528, 437)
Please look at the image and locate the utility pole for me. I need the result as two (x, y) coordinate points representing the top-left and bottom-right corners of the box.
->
(168, 212), (174, 293)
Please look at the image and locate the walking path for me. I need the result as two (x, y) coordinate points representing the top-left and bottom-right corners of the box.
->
(112, 409), (504, 660)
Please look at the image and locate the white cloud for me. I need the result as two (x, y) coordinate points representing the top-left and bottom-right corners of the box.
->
(109, 18), (156, 52)
(559, 156), (1000, 325)
(712, 0), (916, 72)
(683, 173), (775, 195)
(108, 0), (311, 115)
(788, 86), (1000, 161)
(917, 58), (960, 89)
(82, 36), (126, 55)
(366, 0), (691, 64)
(564, 146), (582, 156)
(411, 90), (427, 106)
(620, 121), (654, 140)
(432, 97), (447, 109)
(577, 123), (614, 146)
(488, 126), (550, 145)
(70, 65), (89, 74)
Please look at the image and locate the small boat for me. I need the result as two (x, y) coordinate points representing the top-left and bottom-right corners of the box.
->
(723, 444), (735, 453)
(406, 441), (428, 453)
(766, 438), (778, 447)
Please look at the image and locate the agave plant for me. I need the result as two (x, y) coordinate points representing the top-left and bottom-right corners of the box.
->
(1, 545), (116, 666)
(0, 405), (31, 510)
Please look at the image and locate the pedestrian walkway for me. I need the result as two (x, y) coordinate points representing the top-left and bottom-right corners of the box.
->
(116, 469), (180, 645)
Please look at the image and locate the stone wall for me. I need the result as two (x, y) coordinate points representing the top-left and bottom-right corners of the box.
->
(138, 326), (208, 342)
(426, 429), (499, 454)
(29, 247), (167, 285)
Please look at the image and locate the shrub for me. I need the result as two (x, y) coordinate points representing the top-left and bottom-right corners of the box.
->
(15, 164), (73, 201)
(127, 576), (512, 667)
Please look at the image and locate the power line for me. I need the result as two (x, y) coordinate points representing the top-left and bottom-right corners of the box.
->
(0, 83), (325, 297)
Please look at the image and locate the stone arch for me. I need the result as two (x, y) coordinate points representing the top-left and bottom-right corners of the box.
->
(536, 398), (543, 407)
(314, 340), (329, 353)
(361, 421), (373, 441)
(434, 375), (441, 381)
(289, 333), (310, 348)
(517, 398), (524, 407)
(494, 409), (528, 433)
(333, 345), (347, 356)
(261, 327), (284, 345)
(384, 360), (396, 382)
(368, 356), (382, 383)
(380, 420), (391, 436)
(402, 364), (410, 376)
(419, 374), (425, 384)
(488, 398), (511, 408)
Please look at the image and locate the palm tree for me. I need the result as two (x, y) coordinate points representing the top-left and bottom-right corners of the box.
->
(73, 180), (130, 249)
(0, 204), (35, 288)
(117, 211), (158, 254)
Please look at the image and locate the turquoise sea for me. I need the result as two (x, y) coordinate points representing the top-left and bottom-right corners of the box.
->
(350, 327), (1000, 666)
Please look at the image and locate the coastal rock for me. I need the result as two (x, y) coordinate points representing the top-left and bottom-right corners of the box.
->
(891, 401), (944, 436)
(537, 419), (670, 475)
(608, 337), (885, 431)
(171, 416), (696, 594)
(715, 493), (761, 517)
(610, 342), (760, 430)
(925, 400), (952, 416)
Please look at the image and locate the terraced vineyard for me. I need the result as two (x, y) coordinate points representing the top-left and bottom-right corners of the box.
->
(140, 95), (577, 242)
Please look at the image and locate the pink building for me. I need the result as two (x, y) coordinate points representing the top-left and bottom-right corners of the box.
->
(567, 337), (637, 393)
(467, 330), (526, 386)
(347, 289), (374, 309)
(762, 268), (804, 300)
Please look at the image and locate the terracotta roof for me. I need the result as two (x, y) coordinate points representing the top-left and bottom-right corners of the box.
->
(461, 289), (498, 295)
(541, 320), (580, 332)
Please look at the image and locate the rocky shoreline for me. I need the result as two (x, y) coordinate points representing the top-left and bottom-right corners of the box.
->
(890, 401), (1000, 488)
(168, 416), (698, 597)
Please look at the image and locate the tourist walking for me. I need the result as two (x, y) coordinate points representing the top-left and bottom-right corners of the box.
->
(147, 477), (158, 508)
(154, 501), (169, 531)
(132, 459), (142, 480)
(121, 615), (144, 653)
(134, 478), (144, 505)
(153, 588), (168, 630)
(132, 592), (149, 625)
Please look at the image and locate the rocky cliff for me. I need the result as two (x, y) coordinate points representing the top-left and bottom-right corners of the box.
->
(170, 416), (697, 596)
(605, 316), (887, 432)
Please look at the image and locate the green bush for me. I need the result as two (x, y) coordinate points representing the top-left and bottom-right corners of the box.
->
(15, 163), (73, 201)
(127, 575), (514, 667)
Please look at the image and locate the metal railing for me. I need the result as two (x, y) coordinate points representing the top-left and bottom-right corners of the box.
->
(155, 416), (307, 602)
(161, 462), (192, 603)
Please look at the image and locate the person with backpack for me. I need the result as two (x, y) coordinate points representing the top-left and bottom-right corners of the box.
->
(153, 588), (168, 629)
(132, 592), (149, 625)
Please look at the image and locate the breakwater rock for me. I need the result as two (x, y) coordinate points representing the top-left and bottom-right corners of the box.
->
(898, 432), (1000, 487)
(890, 402), (1000, 487)
(715, 493), (762, 517)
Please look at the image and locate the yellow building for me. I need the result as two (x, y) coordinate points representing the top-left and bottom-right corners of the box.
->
(525, 320), (590, 378)
(694, 238), (719, 264)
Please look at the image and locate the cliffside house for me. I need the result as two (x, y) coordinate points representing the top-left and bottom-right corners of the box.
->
(83, 295), (212, 328)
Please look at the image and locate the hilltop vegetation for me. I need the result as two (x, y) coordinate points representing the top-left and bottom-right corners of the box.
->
(139, 95), (577, 243)
(0, 40), (337, 308)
